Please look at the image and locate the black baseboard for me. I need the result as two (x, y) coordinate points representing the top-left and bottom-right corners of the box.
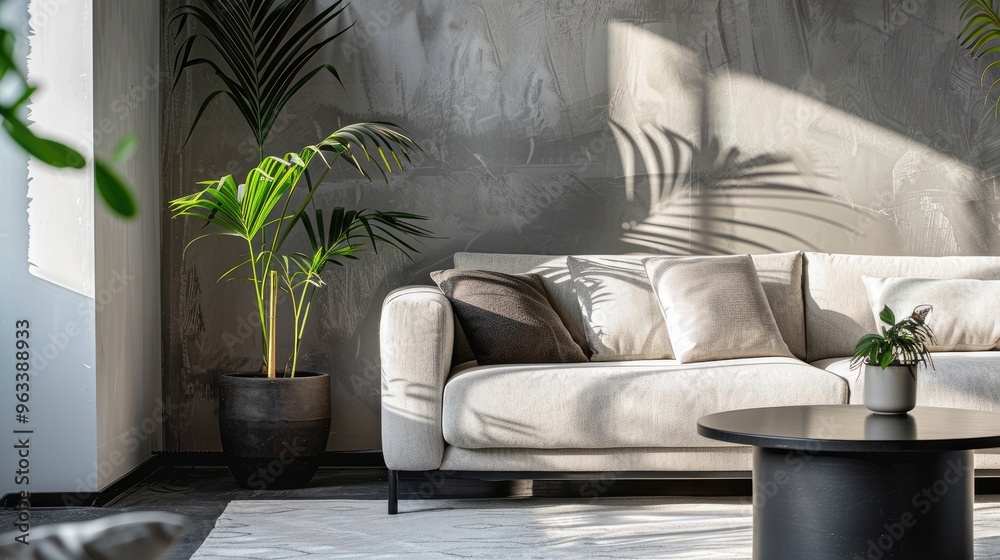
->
(976, 470), (1000, 494)
(0, 454), (164, 508)
(0, 450), (386, 509)
(396, 470), (755, 498)
(398, 469), (1000, 499)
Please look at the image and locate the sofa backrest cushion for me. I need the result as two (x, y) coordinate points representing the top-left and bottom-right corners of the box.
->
(567, 256), (674, 361)
(803, 253), (1000, 361)
(862, 277), (1000, 352)
(454, 251), (806, 360)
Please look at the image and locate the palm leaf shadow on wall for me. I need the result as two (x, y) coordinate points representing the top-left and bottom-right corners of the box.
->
(610, 121), (869, 255)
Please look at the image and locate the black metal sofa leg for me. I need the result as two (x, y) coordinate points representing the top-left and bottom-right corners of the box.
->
(388, 469), (398, 514)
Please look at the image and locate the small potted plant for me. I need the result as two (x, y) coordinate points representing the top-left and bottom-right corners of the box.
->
(851, 305), (936, 414)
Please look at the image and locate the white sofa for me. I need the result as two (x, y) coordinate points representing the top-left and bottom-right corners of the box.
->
(380, 252), (1000, 511)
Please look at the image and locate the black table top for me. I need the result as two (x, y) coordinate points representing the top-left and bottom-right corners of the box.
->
(697, 405), (1000, 452)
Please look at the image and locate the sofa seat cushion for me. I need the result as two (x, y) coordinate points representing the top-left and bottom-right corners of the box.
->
(442, 357), (848, 449)
(811, 352), (1000, 410)
(439, 447), (753, 472)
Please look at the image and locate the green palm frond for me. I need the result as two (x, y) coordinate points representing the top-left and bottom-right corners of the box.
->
(960, 0), (1000, 118)
(168, 122), (420, 245)
(316, 122), (420, 182)
(299, 206), (432, 274)
(169, 125), (433, 377)
(0, 14), (137, 217)
(272, 122), (422, 249)
(170, 0), (351, 157)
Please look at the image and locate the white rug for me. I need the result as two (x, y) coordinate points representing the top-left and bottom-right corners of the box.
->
(191, 497), (1000, 559)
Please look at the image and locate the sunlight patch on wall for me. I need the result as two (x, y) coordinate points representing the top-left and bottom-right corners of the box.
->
(24, 0), (95, 297)
(608, 21), (983, 256)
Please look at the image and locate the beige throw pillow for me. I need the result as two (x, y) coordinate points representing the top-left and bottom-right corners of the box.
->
(644, 254), (794, 363)
(566, 256), (673, 361)
(861, 276), (1000, 351)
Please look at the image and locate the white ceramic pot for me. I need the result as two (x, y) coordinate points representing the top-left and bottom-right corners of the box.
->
(863, 364), (917, 414)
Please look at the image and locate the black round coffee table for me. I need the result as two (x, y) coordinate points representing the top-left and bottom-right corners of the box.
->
(698, 405), (1000, 560)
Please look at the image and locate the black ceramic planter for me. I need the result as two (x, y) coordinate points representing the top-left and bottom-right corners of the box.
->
(218, 371), (331, 490)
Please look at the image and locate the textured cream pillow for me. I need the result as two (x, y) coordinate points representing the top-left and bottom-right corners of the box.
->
(644, 254), (793, 363)
(862, 276), (1000, 351)
(567, 256), (672, 361)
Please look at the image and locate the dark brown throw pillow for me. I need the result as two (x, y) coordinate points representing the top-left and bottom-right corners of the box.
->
(430, 269), (588, 365)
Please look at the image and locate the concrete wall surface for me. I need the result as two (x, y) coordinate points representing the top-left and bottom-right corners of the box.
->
(93, 0), (162, 490)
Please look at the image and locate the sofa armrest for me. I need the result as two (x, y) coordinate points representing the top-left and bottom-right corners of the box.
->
(380, 285), (455, 471)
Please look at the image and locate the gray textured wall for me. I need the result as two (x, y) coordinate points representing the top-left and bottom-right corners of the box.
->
(161, 0), (1000, 451)
(94, 0), (162, 488)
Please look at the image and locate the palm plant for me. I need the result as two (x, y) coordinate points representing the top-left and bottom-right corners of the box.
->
(170, 0), (352, 160)
(960, 0), (1000, 118)
(170, 0), (434, 378)
(851, 305), (936, 372)
(170, 124), (433, 377)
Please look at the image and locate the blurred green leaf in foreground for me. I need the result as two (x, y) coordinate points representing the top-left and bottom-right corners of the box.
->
(0, 0), (137, 218)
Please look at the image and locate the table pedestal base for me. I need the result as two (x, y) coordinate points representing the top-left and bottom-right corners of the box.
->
(753, 447), (973, 560)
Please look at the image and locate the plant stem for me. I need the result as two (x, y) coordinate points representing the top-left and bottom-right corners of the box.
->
(258, 153), (325, 306)
(289, 282), (313, 378)
(268, 269), (277, 379)
(246, 238), (268, 372)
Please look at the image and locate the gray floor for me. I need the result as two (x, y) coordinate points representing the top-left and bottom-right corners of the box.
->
(1, 467), (396, 559)
(3, 466), (999, 559)
(0, 466), (758, 559)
